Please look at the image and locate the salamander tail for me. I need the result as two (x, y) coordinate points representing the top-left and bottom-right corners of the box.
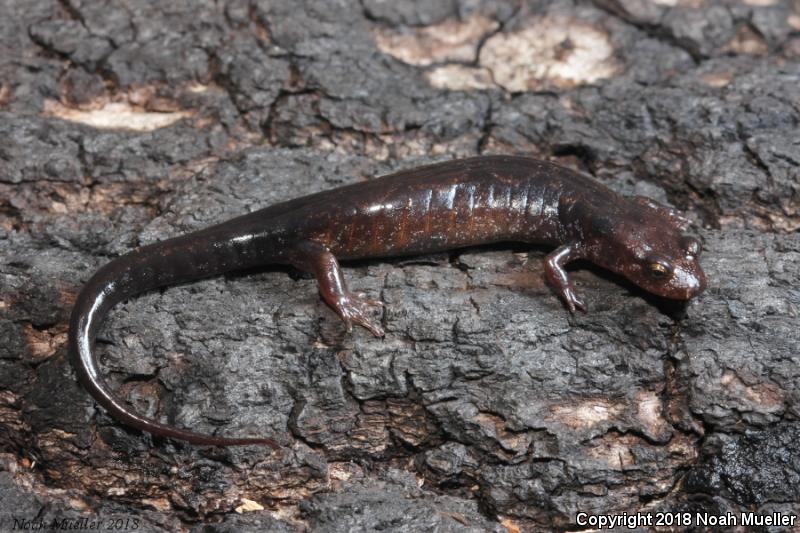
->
(67, 248), (280, 449)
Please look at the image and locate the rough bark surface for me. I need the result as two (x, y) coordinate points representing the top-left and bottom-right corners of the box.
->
(1, 0), (799, 531)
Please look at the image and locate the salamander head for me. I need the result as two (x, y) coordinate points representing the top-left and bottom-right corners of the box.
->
(620, 232), (706, 300)
(585, 199), (706, 300)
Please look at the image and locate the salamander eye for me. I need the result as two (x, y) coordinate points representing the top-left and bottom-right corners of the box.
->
(648, 262), (670, 279)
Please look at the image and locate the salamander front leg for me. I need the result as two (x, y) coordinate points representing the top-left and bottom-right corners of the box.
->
(544, 242), (587, 313)
(288, 241), (385, 337)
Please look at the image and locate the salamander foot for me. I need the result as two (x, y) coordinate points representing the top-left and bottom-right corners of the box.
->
(334, 292), (385, 337)
(561, 286), (587, 313)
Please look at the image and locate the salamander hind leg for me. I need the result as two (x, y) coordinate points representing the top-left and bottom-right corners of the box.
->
(288, 241), (385, 337)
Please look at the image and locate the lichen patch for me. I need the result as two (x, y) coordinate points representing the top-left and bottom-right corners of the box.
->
(0, 83), (10, 106)
(724, 24), (768, 56)
(372, 14), (499, 66)
(478, 17), (620, 91)
(44, 101), (191, 131)
(235, 498), (265, 513)
(700, 70), (734, 87)
(719, 370), (785, 411)
(743, 0), (778, 5)
(548, 399), (622, 429)
(651, 0), (707, 5)
(635, 391), (671, 439)
(23, 324), (68, 362)
(426, 64), (495, 90)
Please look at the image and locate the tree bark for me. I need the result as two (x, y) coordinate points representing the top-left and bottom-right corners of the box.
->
(1, 0), (799, 531)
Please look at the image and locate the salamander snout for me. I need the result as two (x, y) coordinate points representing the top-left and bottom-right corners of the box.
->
(669, 261), (707, 299)
(632, 237), (707, 300)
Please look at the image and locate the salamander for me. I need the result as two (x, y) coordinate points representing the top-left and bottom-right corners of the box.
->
(68, 155), (706, 448)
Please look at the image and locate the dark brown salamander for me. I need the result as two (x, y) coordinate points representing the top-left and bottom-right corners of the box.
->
(68, 155), (706, 447)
